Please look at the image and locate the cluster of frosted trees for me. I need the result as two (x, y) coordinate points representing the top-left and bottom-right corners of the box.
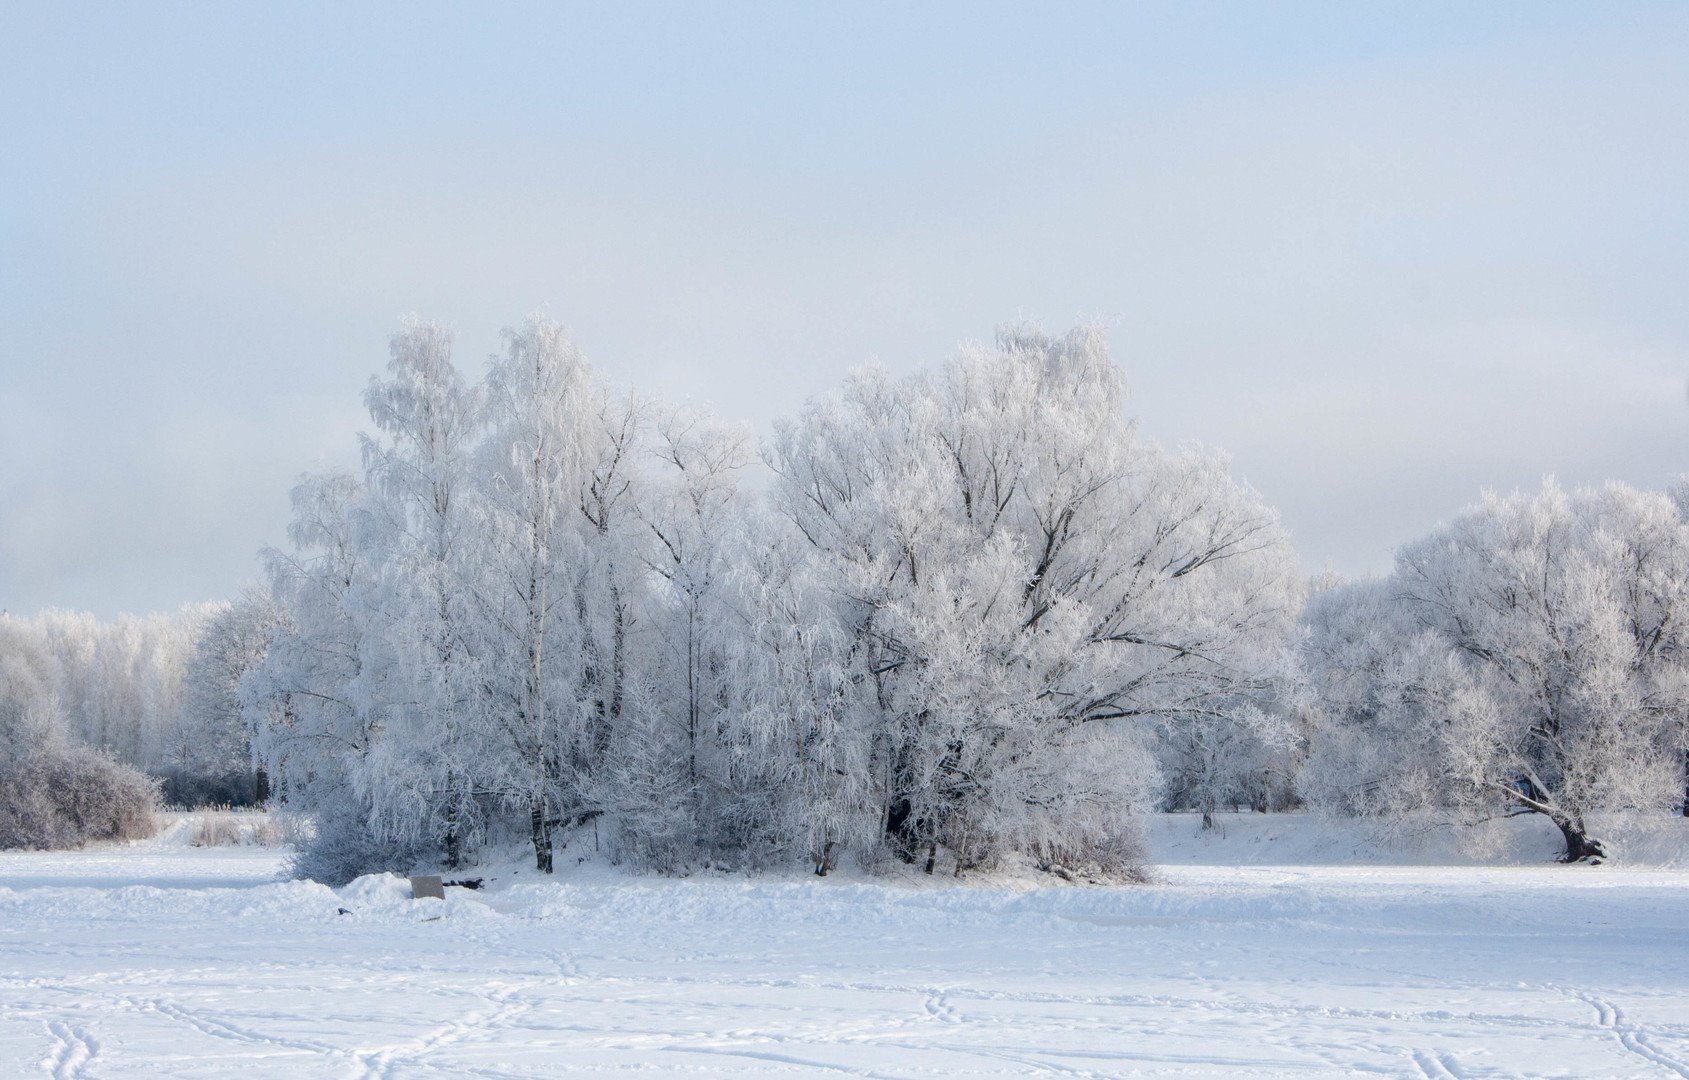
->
(0, 603), (280, 847)
(8, 317), (1684, 869)
(0, 614), (179, 846)
(241, 319), (1305, 881)
(0, 607), (264, 805)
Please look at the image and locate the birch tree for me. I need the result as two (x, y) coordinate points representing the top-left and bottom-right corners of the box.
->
(627, 408), (753, 861)
(470, 315), (612, 872)
(355, 320), (486, 866)
(246, 472), (413, 882)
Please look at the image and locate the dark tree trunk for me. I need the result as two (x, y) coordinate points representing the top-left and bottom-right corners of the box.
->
(610, 584), (626, 728)
(923, 842), (938, 875)
(254, 767), (270, 806)
(444, 796), (461, 871)
(813, 840), (836, 877)
(531, 800), (553, 874)
(884, 796), (916, 861)
(443, 773), (462, 870)
(686, 608), (699, 790)
(1681, 747), (1688, 818)
(1553, 814), (1606, 863)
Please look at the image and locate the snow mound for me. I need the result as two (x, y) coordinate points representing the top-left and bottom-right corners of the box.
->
(334, 872), (502, 924)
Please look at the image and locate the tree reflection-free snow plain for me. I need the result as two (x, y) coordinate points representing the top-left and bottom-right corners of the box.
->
(4, 814), (1688, 1079)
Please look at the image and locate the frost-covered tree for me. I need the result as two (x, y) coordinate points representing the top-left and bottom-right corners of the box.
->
(175, 593), (279, 805)
(718, 504), (871, 873)
(466, 315), (632, 872)
(0, 607), (212, 802)
(1302, 481), (1689, 860)
(766, 326), (1301, 872)
(246, 472), (415, 883)
(354, 320), (487, 867)
(1299, 578), (1484, 826)
(250, 316), (1301, 882)
(624, 408), (755, 864)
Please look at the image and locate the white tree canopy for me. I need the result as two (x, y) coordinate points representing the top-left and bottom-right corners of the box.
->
(1303, 480), (1689, 859)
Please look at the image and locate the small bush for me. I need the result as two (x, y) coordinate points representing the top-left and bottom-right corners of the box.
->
(1031, 820), (1153, 884)
(0, 745), (158, 850)
(289, 803), (436, 886)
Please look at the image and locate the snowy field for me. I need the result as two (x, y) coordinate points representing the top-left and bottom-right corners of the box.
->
(4, 816), (1689, 1078)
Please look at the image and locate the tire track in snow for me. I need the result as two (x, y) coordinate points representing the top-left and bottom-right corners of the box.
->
(148, 999), (344, 1058)
(351, 982), (534, 1080)
(923, 990), (960, 1025)
(578, 968), (1566, 1032)
(952, 1044), (1145, 1078)
(542, 948), (581, 981)
(1410, 1048), (1465, 1079)
(662, 1043), (910, 1078)
(1565, 988), (1689, 1079)
(859, 1038), (1344, 1075)
(42, 1020), (97, 1080)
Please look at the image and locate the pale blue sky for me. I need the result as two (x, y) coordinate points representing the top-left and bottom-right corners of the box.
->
(3, 3), (1686, 616)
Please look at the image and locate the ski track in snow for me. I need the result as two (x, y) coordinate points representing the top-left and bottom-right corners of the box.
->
(42, 1019), (98, 1080)
(1560, 986), (1689, 1080)
(5, 820), (1689, 1077)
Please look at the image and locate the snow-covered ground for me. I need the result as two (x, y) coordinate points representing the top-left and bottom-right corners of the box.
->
(5, 815), (1689, 1078)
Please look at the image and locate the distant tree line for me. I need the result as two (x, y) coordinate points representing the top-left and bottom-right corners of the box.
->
(4, 319), (1685, 872)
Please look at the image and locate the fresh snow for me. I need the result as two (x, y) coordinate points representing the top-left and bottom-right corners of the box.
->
(4, 815), (1689, 1078)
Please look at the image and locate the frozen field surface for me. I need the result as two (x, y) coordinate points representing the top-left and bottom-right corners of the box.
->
(4, 816), (1689, 1078)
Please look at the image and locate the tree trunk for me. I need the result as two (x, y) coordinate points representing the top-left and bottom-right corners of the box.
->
(884, 796), (916, 861)
(1681, 746), (1688, 818)
(254, 766), (270, 806)
(923, 842), (937, 875)
(610, 583), (626, 729)
(531, 800), (553, 874)
(1552, 813), (1605, 863)
(443, 769), (462, 870)
(686, 606), (699, 790)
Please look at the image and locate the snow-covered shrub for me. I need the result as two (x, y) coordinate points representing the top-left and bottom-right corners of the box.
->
(287, 798), (437, 886)
(1031, 813), (1152, 884)
(0, 744), (157, 850)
